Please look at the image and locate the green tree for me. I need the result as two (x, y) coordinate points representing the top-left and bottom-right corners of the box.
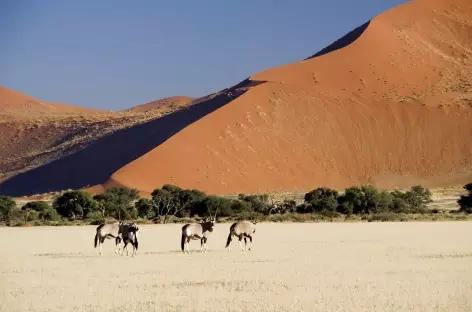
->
(404, 185), (432, 211)
(238, 194), (270, 214)
(93, 187), (139, 221)
(135, 198), (154, 219)
(0, 196), (16, 225)
(304, 187), (339, 213)
(199, 196), (230, 217)
(338, 185), (392, 214)
(53, 190), (97, 219)
(21, 201), (59, 221)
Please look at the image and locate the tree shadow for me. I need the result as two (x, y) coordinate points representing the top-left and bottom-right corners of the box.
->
(304, 20), (371, 60)
(0, 79), (265, 197)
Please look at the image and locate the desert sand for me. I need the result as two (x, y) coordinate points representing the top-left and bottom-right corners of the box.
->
(1, 222), (471, 311)
(109, 0), (472, 195)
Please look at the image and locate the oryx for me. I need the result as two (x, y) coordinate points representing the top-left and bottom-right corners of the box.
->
(115, 223), (139, 257)
(181, 209), (218, 254)
(93, 221), (136, 255)
(225, 220), (257, 251)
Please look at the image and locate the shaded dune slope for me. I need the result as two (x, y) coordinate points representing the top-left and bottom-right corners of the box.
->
(0, 80), (263, 196)
(109, 0), (472, 195)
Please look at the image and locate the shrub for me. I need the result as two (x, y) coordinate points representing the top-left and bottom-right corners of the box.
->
(304, 187), (339, 213)
(391, 197), (408, 213)
(22, 201), (59, 221)
(135, 198), (154, 219)
(0, 196), (16, 225)
(403, 185), (432, 212)
(41, 208), (60, 221)
(458, 183), (472, 213)
(238, 194), (270, 214)
(93, 187), (139, 220)
(273, 199), (297, 214)
(53, 190), (97, 219)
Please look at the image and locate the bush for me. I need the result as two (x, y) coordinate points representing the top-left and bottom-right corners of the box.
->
(21, 201), (59, 221)
(238, 194), (270, 214)
(135, 198), (154, 219)
(391, 197), (408, 213)
(21, 201), (50, 213)
(53, 190), (97, 219)
(304, 187), (339, 213)
(0, 196), (16, 225)
(150, 185), (207, 221)
(41, 208), (60, 221)
(458, 183), (472, 213)
(403, 185), (432, 212)
(93, 187), (139, 220)
(86, 211), (105, 223)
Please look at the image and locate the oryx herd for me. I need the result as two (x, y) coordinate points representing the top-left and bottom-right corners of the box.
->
(93, 209), (257, 256)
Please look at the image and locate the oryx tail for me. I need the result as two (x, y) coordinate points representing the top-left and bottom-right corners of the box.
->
(94, 224), (105, 248)
(225, 223), (237, 248)
(181, 224), (189, 251)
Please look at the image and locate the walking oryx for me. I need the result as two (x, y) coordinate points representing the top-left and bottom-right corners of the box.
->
(115, 222), (139, 257)
(94, 221), (137, 255)
(181, 209), (218, 254)
(225, 220), (257, 251)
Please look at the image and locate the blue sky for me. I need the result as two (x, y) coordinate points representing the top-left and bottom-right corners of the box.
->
(0, 0), (406, 110)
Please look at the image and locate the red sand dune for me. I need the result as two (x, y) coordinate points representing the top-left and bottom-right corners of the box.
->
(126, 96), (195, 113)
(109, 0), (472, 195)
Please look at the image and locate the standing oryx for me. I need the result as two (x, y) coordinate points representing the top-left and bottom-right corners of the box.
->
(225, 220), (257, 251)
(116, 222), (139, 257)
(181, 209), (218, 254)
(93, 221), (137, 255)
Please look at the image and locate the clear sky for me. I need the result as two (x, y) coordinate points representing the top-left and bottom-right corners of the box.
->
(0, 0), (406, 111)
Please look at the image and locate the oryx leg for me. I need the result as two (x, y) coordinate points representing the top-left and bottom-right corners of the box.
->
(244, 237), (248, 251)
(115, 237), (122, 255)
(247, 235), (253, 251)
(200, 238), (204, 253)
(238, 234), (245, 251)
(99, 237), (106, 255)
(203, 237), (208, 253)
(132, 243), (136, 257)
(186, 237), (191, 254)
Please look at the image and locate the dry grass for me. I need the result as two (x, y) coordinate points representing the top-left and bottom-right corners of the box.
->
(1, 222), (471, 311)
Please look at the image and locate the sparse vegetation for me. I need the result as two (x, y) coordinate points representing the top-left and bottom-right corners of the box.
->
(1, 183), (471, 226)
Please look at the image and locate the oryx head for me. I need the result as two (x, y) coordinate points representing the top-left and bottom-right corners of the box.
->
(206, 206), (218, 231)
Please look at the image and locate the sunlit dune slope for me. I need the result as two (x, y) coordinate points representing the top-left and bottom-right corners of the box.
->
(109, 0), (472, 195)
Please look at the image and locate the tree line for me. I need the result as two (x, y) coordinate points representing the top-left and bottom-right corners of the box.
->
(0, 183), (471, 226)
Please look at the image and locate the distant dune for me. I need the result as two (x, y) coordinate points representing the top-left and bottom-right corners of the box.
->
(126, 96), (195, 113)
(0, 86), (105, 116)
(0, 88), (196, 196)
(1, 0), (471, 197)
